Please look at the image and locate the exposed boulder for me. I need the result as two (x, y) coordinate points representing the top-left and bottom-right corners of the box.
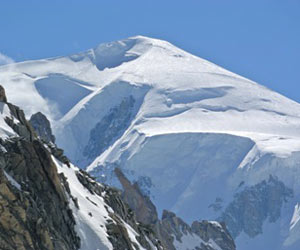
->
(30, 112), (56, 144)
(29, 111), (70, 166)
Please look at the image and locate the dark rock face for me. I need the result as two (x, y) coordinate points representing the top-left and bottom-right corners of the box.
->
(115, 168), (175, 249)
(5, 103), (36, 141)
(30, 111), (69, 166)
(47, 144), (70, 167)
(30, 112), (56, 143)
(0, 168), (35, 250)
(219, 175), (293, 238)
(83, 96), (135, 166)
(161, 210), (192, 242)
(115, 168), (236, 250)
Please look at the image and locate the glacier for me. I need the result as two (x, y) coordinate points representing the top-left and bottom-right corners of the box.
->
(1, 35), (300, 249)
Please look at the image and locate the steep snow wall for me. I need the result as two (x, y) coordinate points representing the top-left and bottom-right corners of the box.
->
(90, 132), (255, 221)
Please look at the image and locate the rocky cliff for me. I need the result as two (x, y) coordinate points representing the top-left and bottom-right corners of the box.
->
(0, 87), (79, 250)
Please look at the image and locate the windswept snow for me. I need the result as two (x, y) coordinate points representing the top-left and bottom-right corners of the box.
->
(34, 74), (92, 118)
(1, 36), (300, 153)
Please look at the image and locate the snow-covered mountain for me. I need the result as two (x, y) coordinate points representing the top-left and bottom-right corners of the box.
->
(1, 35), (300, 249)
(0, 86), (234, 250)
(0, 87), (163, 250)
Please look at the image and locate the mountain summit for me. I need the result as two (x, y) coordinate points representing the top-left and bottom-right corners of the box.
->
(1, 36), (300, 249)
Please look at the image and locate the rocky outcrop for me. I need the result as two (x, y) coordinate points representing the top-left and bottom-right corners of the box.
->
(159, 211), (235, 250)
(82, 96), (135, 167)
(115, 168), (236, 250)
(115, 167), (158, 225)
(191, 221), (235, 250)
(29, 111), (69, 166)
(30, 112), (56, 143)
(160, 210), (192, 246)
(0, 85), (7, 103)
(5, 103), (36, 141)
(219, 175), (293, 239)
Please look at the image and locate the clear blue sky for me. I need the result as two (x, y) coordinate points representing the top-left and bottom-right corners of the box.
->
(0, 1), (299, 101)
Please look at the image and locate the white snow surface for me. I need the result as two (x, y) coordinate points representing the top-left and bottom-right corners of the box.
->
(1, 35), (300, 249)
(0, 103), (17, 139)
(284, 203), (300, 247)
(4, 170), (21, 190)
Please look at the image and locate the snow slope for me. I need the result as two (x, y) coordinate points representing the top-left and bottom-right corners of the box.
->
(0, 102), (17, 138)
(1, 35), (300, 249)
(54, 157), (114, 250)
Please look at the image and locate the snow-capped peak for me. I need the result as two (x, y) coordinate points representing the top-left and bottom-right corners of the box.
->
(2, 36), (300, 249)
